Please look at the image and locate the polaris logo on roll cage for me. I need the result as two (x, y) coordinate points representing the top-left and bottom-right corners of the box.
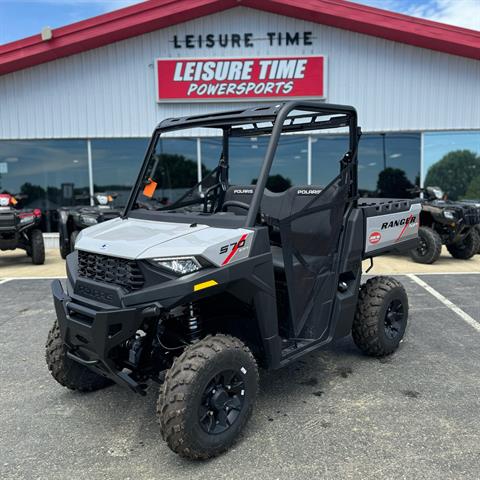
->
(381, 216), (417, 230)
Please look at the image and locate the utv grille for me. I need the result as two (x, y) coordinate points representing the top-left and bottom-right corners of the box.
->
(464, 207), (480, 226)
(0, 213), (16, 230)
(77, 251), (144, 291)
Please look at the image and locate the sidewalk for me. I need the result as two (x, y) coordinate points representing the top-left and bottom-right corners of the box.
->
(0, 247), (479, 279)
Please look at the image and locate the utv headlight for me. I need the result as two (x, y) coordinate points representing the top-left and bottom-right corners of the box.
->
(18, 213), (35, 224)
(150, 256), (203, 275)
(443, 210), (456, 220)
(80, 215), (98, 226)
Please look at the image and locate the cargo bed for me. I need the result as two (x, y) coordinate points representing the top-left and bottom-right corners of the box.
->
(359, 198), (422, 258)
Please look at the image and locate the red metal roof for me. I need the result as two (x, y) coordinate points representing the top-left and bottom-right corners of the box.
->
(0, 0), (479, 75)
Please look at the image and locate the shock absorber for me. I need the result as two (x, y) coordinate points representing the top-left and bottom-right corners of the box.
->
(186, 303), (202, 342)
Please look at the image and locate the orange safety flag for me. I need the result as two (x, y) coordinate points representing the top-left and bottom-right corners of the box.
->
(143, 178), (158, 198)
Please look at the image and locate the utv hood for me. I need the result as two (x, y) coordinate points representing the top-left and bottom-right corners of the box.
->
(75, 217), (210, 259)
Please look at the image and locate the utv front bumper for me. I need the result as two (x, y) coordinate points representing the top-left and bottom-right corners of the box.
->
(52, 279), (159, 394)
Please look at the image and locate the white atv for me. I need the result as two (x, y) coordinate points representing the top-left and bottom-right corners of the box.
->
(46, 102), (420, 459)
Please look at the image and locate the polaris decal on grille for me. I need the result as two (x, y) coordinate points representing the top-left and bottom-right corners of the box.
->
(77, 284), (114, 302)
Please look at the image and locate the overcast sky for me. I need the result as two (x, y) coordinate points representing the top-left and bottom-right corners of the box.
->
(0, 0), (479, 45)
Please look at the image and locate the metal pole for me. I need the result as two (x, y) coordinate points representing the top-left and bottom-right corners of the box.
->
(87, 139), (94, 206)
(381, 133), (387, 171)
(420, 131), (424, 189)
(245, 104), (290, 227)
(197, 137), (202, 191)
(307, 135), (312, 185)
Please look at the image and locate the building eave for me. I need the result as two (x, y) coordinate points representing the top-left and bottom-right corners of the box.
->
(0, 0), (478, 76)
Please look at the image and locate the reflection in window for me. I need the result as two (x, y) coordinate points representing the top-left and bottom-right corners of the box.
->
(91, 138), (149, 207)
(359, 133), (420, 198)
(138, 137), (199, 207)
(311, 135), (350, 187)
(0, 140), (89, 231)
(423, 131), (480, 200)
(200, 135), (308, 192)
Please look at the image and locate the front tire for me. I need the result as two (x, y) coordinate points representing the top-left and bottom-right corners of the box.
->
(70, 230), (80, 253)
(157, 335), (259, 460)
(409, 226), (442, 264)
(59, 235), (69, 259)
(446, 228), (480, 259)
(352, 276), (408, 357)
(30, 229), (45, 265)
(45, 320), (112, 392)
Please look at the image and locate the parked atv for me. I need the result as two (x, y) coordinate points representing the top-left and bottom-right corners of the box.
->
(46, 102), (420, 459)
(58, 193), (121, 259)
(0, 193), (45, 264)
(459, 199), (480, 254)
(410, 186), (480, 264)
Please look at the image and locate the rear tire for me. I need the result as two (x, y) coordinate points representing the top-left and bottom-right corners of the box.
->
(410, 226), (442, 264)
(45, 320), (112, 392)
(352, 276), (408, 357)
(30, 229), (45, 265)
(59, 236), (69, 259)
(476, 226), (480, 254)
(157, 335), (259, 460)
(446, 228), (480, 259)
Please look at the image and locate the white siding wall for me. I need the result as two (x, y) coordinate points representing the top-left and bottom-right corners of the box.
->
(0, 6), (479, 139)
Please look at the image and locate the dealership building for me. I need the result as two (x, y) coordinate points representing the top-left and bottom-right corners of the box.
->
(0, 0), (479, 231)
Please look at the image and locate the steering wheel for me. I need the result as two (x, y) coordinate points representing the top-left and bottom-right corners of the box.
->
(136, 200), (156, 210)
(222, 200), (250, 212)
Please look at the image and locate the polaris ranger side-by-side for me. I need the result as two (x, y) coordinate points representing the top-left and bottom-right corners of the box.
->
(58, 193), (122, 259)
(0, 193), (45, 264)
(409, 186), (480, 264)
(46, 102), (420, 459)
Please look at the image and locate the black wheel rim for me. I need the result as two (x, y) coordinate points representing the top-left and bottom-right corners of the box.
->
(384, 299), (405, 340)
(198, 370), (245, 435)
(416, 236), (428, 256)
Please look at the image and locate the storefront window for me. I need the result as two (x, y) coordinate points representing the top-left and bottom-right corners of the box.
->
(423, 131), (480, 200)
(0, 140), (89, 231)
(91, 138), (149, 207)
(358, 133), (421, 198)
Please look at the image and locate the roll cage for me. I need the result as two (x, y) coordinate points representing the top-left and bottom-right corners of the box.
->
(124, 101), (360, 227)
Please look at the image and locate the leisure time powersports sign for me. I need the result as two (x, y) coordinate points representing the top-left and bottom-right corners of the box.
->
(155, 56), (326, 102)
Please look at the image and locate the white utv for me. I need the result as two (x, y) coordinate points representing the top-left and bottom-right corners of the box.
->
(46, 102), (420, 459)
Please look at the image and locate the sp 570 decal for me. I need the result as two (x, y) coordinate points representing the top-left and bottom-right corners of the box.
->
(221, 234), (248, 265)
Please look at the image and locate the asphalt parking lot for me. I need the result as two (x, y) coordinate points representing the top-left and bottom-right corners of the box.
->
(1, 274), (479, 480)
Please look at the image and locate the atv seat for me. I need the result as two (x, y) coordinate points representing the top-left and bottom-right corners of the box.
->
(223, 185), (257, 215)
(261, 185), (324, 221)
(262, 185), (325, 248)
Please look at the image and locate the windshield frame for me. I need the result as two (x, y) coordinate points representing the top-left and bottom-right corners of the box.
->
(123, 101), (359, 227)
